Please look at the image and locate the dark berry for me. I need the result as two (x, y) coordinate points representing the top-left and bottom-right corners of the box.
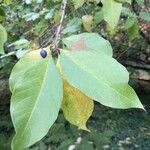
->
(40, 49), (47, 58)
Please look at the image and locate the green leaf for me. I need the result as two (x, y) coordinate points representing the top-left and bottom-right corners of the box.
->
(125, 17), (139, 41)
(10, 51), (63, 150)
(9, 51), (38, 92)
(3, 0), (11, 5)
(139, 12), (150, 22)
(0, 24), (7, 54)
(9, 47), (50, 92)
(60, 33), (144, 110)
(122, 7), (136, 18)
(126, 18), (139, 40)
(135, 0), (144, 5)
(72, 0), (85, 9)
(125, 17), (135, 29)
(62, 18), (82, 34)
(0, 7), (6, 20)
(62, 33), (113, 56)
(60, 50), (144, 109)
(101, 0), (122, 30)
(114, 0), (131, 4)
(94, 10), (103, 24)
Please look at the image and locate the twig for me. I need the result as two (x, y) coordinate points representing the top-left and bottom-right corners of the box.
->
(117, 42), (136, 60)
(121, 60), (150, 70)
(51, 0), (67, 52)
(0, 51), (16, 60)
(1, 1), (68, 59)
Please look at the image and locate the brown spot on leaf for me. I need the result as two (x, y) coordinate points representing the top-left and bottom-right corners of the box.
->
(70, 38), (86, 51)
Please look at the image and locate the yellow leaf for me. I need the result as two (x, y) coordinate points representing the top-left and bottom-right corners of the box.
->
(62, 81), (94, 131)
(54, 11), (61, 23)
(82, 15), (93, 32)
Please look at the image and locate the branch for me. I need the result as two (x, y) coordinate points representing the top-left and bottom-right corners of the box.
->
(121, 60), (150, 70)
(0, 51), (16, 60)
(52, 0), (67, 53)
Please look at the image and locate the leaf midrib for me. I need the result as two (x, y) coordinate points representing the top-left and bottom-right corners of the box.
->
(13, 58), (51, 145)
(63, 52), (133, 103)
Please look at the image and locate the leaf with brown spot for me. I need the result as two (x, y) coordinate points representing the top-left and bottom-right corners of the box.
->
(62, 33), (113, 56)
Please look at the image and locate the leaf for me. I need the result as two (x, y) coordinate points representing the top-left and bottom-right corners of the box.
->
(60, 33), (144, 110)
(3, 0), (11, 5)
(54, 10), (61, 23)
(23, 12), (40, 21)
(135, 0), (144, 5)
(62, 81), (94, 131)
(45, 8), (55, 20)
(9, 47), (50, 92)
(16, 49), (29, 59)
(62, 33), (113, 56)
(122, 7), (136, 18)
(9, 39), (29, 47)
(114, 0), (131, 4)
(89, 0), (100, 4)
(101, 0), (122, 30)
(62, 18), (82, 34)
(126, 18), (139, 40)
(0, 7), (6, 20)
(9, 51), (37, 92)
(10, 50), (63, 149)
(24, 0), (32, 4)
(139, 12), (150, 22)
(94, 10), (103, 24)
(0, 24), (7, 54)
(125, 17), (135, 29)
(60, 50), (144, 110)
(8, 39), (30, 52)
(82, 15), (93, 32)
(72, 0), (85, 9)
(125, 17), (139, 40)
